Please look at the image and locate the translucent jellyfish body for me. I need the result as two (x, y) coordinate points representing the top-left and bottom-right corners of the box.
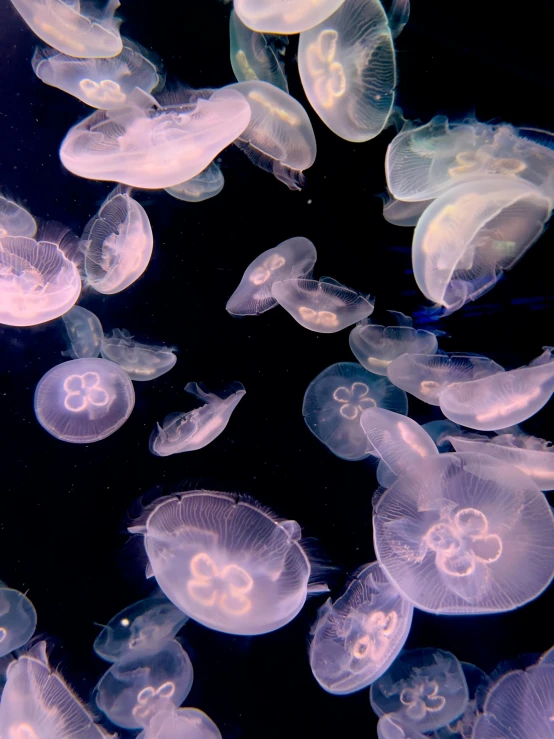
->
(227, 80), (317, 189)
(272, 277), (374, 333)
(0, 587), (37, 657)
(150, 382), (245, 456)
(165, 162), (224, 203)
(302, 362), (408, 461)
(0, 641), (111, 738)
(309, 561), (413, 694)
(226, 236), (317, 316)
(101, 329), (177, 381)
(229, 10), (288, 92)
(382, 196), (432, 227)
(377, 714), (427, 739)
(233, 0), (346, 34)
(370, 648), (469, 734)
(137, 707), (222, 739)
(349, 320), (437, 375)
(298, 0), (395, 142)
(81, 187), (153, 294)
(0, 196), (36, 238)
(59, 87), (251, 189)
(129, 491), (317, 635)
(412, 176), (552, 313)
(34, 357), (135, 443)
(373, 453), (554, 614)
(32, 39), (162, 109)
(62, 305), (103, 359)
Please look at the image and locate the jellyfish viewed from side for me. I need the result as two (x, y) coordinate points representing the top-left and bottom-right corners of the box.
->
(0, 587), (37, 657)
(0, 196), (37, 238)
(101, 329), (177, 381)
(62, 305), (103, 359)
(229, 10), (288, 92)
(165, 162), (225, 203)
(233, 0), (346, 34)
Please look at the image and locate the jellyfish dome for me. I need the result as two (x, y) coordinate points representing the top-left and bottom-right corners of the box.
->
(34, 357), (135, 443)
(349, 320), (438, 375)
(377, 714), (428, 739)
(373, 453), (554, 614)
(0, 196), (37, 238)
(0, 587), (37, 657)
(165, 162), (225, 203)
(62, 305), (103, 359)
(101, 329), (177, 381)
(229, 10), (289, 92)
(129, 491), (318, 635)
(234, 0), (346, 34)
(137, 706), (222, 739)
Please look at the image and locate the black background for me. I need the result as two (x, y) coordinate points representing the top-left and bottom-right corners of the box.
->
(0, 0), (553, 736)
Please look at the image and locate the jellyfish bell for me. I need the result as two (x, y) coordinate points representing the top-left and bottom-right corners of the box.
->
(229, 10), (289, 92)
(165, 162), (224, 203)
(62, 305), (103, 359)
(233, 0), (346, 34)
(0, 588), (37, 658)
(0, 196), (37, 238)
(101, 329), (177, 381)
(137, 706), (222, 739)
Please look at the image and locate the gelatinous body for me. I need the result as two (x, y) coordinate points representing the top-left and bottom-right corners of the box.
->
(382, 196), (432, 227)
(377, 714), (427, 739)
(234, 0), (346, 33)
(349, 320), (437, 375)
(101, 329), (177, 381)
(0, 196), (36, 238)
(229, 10), (288, 92)
(137, 707), (222, 739)
(62, 305), (103, 359)
(0, 588), (37, 657)
(165, 162), (224, 203)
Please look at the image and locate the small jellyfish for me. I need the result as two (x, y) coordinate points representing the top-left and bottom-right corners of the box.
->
(62, 305), (103, 359)
(382, 196), (433, 227)
(34, 357), (135, 443)
(226, 236), (317, 316)
(303, 362), (408, 461)
(272, 277), (374, 333)
(233, 0), (346, 34)
(165, 162), (224, 203)
(0, 587), (37, 657)
(101, 329), (177, 381)
(137, 706), (222, 739)
(226, 80), (316, 190)
(310, 561), (413, 695)
(0, 196), (37, 238)
(435, 662), (491, 739)
(10, 0), (123, 58)
(377, 714), (428, 739)
(129, 491), (322, 635)
(229, 10), (288, 92)
(81, 186), (153, 295)
(149, 382), (245, 456)
(370, 648), (469, 734)
(373, 453), (554, 614)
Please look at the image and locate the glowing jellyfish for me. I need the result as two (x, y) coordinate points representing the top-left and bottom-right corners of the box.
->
(412, 176), (552, 314)
(0, 196), (36, 238)
(229, 10), (288, 92)
(303, 362), (408, 461)
(382, 196), (433, 227)
(0, 641), (111, 738)
(370, 648), (469, 734)
(373, 453), (554, 614)
(165, 162), (224, 203)
(59, 87), (252, 189)
(435, 662), (491, 739)
(386, 352), (504, 406)
(137, 706), (222, 739)
(32, 39), (162, 109)
(309, 561), (413, 695)
(226, 236), (317, 316)
(226, 80), (316, 190)
(62, 305), (103, 359)
(377, 714), (428, 739)
(95, 640), (193, 730)
(81, 187), (153, 295)
(129, 491), (323, 635)
(9, 0), (123, 58)
(34, 357), (135, 443)
(272, 277), (374, 333)
(439, 347), (554, 430)
(233, 0), (346, 34)
(149, 382), (245, 456)
(0, 587), (37, 657)
(101, 329), (177, 381)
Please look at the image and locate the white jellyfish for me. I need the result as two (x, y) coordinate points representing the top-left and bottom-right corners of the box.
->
(229, 10), (288, 92)
(101, 329), (177, 381)
(0, 196), (37, 238)
(137, 706), (222, 739)
(62, 305), (103, 359)
(233, 0), (346, 34)
(165, 162), (224, 203)
(0, 587), (37, 657)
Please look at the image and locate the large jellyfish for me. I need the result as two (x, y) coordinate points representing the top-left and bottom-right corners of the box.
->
(0, 587), (37, 657)
(137, 706), (222, 739)
(309, 561), (413, 694)
(233, 0), (346, 34)
(0, 196), (37, 238)
(101, 329), (177, 381)
(62, 305), (103, 359)
(165, 162), (225, 203)
(373, 453), (554, 614)
(229, 10), (288, 92)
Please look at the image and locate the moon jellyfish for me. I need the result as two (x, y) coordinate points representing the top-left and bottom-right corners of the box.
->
(165, 162), (224, 203)
(81, 187), (153, 294)
(229, 10), (288, 92)
(298, 0), (395, 142)
(303, 362), (408, 461)
(0, 196), (36, 238)
(137, 706), (222, 739)
(32, 39), (162, 109)
(435, 662), (491, 739)
(412, 176), (552, 314)
(310, 561), (413, 695)
(59, 87), (251, 189)
(149, 382), (245, 456)
(226, 236), (317, 316)
(377, 714), (427, 739)
(382, 196), (433, 227)
(373, 453), (554, 614)
(129, 491), (322, 635)
(9, 0), (123, 58)
(272, 277), (374, 333)
(34, 357), (135, 443)
(62, 305), (103, 359)
(0, 587), (37, 657)
(439, 347), (554, 430)
(370, 648), (469, 733)
(233, 0), (346, 34)
(101, 329), (177, 381)
(227, 80), (316, 190)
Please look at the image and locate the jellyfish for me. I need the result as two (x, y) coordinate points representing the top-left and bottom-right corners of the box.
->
(272, 277), (374, 333)
(62, 305), (103, 359)
(137, 706), (222, 739)
(434, 662), (491, 739)
(377, 714), (428, 739)
(165, 162), (224, 203)
(382, 196), (433, 227)
(0, 196), (37, 238)
(149, 382), (245, 456)
(412, 176), (552, 314)
(0, 587), (37, 658)
(101, 329), (177, 381)
(129, 491), (323, 635)
(229, 10), (288, 92)
(34, 357), (135, 443)
(9, 0), (123, 58)
(540, 645), (554, 664)
(233, 0), (346, 34)
(373, 453), (554, 614)
(303, 362), (408, 461)
(309, 561), (413, 695)
(32, 39), (162, 109)
(81, 186), (153, 295)
(226, 236), (317, 316)
(59, 87), (252, 189)
(370, 648), (469, 734)
(225, 80), (316, 190)
(420, 419), (460, 452)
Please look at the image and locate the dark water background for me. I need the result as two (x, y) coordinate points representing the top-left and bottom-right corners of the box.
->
(0, 0), (553, 736)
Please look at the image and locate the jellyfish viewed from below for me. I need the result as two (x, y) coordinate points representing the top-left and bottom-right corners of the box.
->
(0, 196), (37, 238)
(101, 329), (177, 381)
(310, 561), (413, 695)
(137, 706), (222, 739)
(165, 162), (225, 203)
(62, 305), (103, 359)
(0, 587), (37, 658)
(34, 357), (135, 443)
(233, 0), (346, 33)
(226, 236), (317, 316)
(229, 10), (288, 92)
(373, 453), (554, 614)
